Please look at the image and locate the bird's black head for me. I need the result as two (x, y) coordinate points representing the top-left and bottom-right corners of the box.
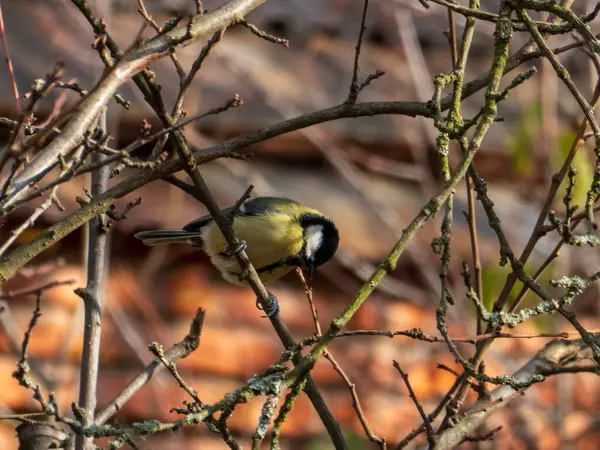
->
(299, 213), (340, 279)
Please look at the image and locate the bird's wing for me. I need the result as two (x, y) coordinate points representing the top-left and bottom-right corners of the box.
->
(240, 197), (302, 216)
(182, 213), (216, 231)
(182, 197), (301, 231)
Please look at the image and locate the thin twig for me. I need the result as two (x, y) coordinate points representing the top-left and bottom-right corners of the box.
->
(13, 292), (43, 393)
(0, 155), (23, 200)
(394, 379), (459, 449)
(335, 328), (596, 342)
(393, 361), (436, 447)
(0, 0), (19, 114)
(0, 412), (48, 422)
(96, 309), (205, 424)
(149, 342), (201, 402)
(55, 80), (130, 110)
(347, 0), (370, 104)
(296, 271), (384, 448)
(446, 9), (458, 68)
(518, 9), (600, 230)
(137, 0), (188, 88)
(1, 298), (55, 392)
(508, 78), (600, 314)
(137, 0), (161, 32)
(0, 64), (64, 175)
(296, 268), (322, 336)
(171, 29), (226, 118)
(326, 351), (386, 449)
(0, 279), (75, 300)
(0, 185), (61, 258)
(239, 20), (289, 47)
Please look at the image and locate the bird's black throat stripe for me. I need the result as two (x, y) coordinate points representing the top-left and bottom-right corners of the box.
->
(256, 255), (303, 274)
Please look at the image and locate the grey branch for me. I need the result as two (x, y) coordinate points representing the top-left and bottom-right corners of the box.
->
(95, 309), (205, 425)
(16, 417), (71, 450)
(76, 110), (110, 450)
(425, 337), (600, 450)
(1, 0), (266, 209)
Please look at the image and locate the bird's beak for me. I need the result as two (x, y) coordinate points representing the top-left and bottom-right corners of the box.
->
(308, 261), (315, 281)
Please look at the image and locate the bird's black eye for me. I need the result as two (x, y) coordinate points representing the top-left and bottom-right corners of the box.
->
(299, 214), (340, 268)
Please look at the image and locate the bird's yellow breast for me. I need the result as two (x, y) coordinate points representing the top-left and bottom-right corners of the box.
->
(202, 214), (304, 285)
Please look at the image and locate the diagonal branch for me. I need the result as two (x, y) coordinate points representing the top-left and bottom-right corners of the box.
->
(95, 309), (204, 425)
(427, 337), (600, 450)
(0, 99), (430, 279)
(1, 0), (267, 208)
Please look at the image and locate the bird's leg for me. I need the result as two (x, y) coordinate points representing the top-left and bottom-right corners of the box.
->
(236, 267), (251, 284)
(256, 292), (280, 318)
(220, 240), (247, 257)
(234, 258), (278, 318)
(221, 186), (254, 257)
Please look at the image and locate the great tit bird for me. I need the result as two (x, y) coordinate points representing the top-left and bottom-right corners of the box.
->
(135, 196), (339, 294)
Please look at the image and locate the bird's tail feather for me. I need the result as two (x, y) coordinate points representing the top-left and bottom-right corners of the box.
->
(134, 230), (202, 246)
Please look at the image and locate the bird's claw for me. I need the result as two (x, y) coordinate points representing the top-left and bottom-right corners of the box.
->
(221, 240), (247, 257)
(237, 268), (251, 284)
(256, 293), (279, 318)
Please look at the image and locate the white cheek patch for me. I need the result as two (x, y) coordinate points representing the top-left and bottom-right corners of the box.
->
(305, 225), (324, 259)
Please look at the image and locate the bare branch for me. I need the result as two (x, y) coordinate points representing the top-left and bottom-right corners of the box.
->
(0, 0), (19, 114)
(0, 182), (62, 258)
(328, 351), (386, 448)
(0, 279), (75, 300)
(172, 29), (226, 116)
(347, 0), (371, 104)
(96, 309), (205, 425)
(0, 99), (431, 277)
(428, 337), (600, 450)
(76, 109), (110, 450)
(393, 361), (436, 447)
(239, 20), (289, 47)
(1, 0), (268, 208)
(12, 292), (43, 394)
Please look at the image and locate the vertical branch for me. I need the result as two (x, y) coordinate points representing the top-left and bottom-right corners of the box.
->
(540, 58), (558, 184)
(347, 0), (370, 104)
(455, 0), (485, 363)
(447, 10), (458, 69)
(434, 0), (481, 402)
(438, 0), (514, 428)
(465, 173), (483, 325)
(76, 109), (110, 450)
(451, 0), (485, 334)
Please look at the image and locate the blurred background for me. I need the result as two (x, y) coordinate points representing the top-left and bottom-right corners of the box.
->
(0, 0), (600, 448)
